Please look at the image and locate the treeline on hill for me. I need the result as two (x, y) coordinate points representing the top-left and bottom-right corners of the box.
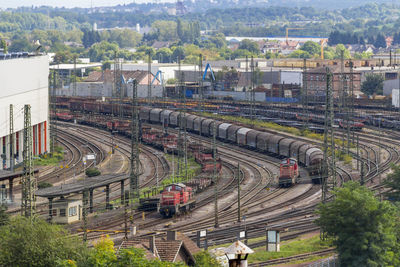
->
(1, 3), (400, 64)
(2, 3), (400, 35)
(328, 31), (389, 48)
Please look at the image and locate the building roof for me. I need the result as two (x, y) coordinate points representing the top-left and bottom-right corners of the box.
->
(85, 70), (152, 84)
(176, 232), (201, 255)
(35, 173), (129, 198)
(118, 240), (158, 260)
(309, 65), (360, 74)
(119, 232), (199, 264)
(49, 63), (102, 70)
(224, 240), (254, 255)
(152, 41), (171, 49)
(155, 240), (183, 262)
(0, 169), (39, 182)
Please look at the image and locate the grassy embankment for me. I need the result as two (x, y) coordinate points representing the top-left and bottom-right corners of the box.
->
(33, 146), (65, 166)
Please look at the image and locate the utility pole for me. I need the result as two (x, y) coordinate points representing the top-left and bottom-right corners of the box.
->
(340, 50), (346, 152)
(302, 58), (308, 129)
(245, 56), (249, 92)
(177, 57), (183, 178)
(250, 56), (255, 123)
(322, 68), (335, 203)
(9, 104), (14, 172)
(237, 162), (241, 223)
(360, 160), (364, 186)
(114, 52), (122, 117)
(130, 79), (140, 198)
(350, 61), (355, 146)
(148, 51), (152, 105)
(52, 70), (57, 154)
(378, 119), (382, 201)
(199, 54), (203, 114)
(21, 105), (36, 218)
(82, 189), (88, 241)
(357, 134), (360, 171)
(73, 56), (77, 97)
(213, 121), (219, 228)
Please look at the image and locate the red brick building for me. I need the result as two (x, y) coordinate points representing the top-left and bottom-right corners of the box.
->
(304, 66), (361, 98)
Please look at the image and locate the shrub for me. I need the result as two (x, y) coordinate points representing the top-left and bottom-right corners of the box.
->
(37, 182), (53, 189)
(85, 168), (101, 177)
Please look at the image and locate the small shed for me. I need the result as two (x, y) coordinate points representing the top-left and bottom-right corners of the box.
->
(225, 240), (254, 267)
(51, 198), (82, 224)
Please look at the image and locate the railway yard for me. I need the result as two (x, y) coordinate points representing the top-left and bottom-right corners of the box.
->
(10, 95), (396, 265)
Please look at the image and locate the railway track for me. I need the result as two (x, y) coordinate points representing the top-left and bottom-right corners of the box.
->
(248, 248), (336, 267)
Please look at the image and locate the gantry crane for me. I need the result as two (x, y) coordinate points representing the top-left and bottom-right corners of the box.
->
(285, 27), (305, 45)
(320, 39), (328, 60)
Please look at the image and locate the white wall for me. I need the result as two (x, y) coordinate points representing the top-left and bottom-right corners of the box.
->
(0, 55), (49, 137)
(393, 89), (399, 108)
(0, 55), (49, 168)
(280, 71), (302, 85)
(118, 63), (198, 81)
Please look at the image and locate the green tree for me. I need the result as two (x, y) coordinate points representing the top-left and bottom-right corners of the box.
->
(288, 50), (311, 59)
(177, 18), (184, 42)
(0, 39), (7, 53)
(300, 41), (321, 56)
(231, 49), (252, 59)
(87, 236), (186, 267)
(374, 33), (386, 48)
(316, 182), (400, 266)
(152, 20), (177, 41)
(172, 46), (185, 61)
(8, 38), (33, 52)
(334, 44), (351, 59)
(87, 235), (117, 266)
(82, 29), (100, 48)
(209, 33), (226, 49)
(193, 251), (222, 267)
(0, 205), (8, 226)
(238, 39), (259, 54)
(102, 61), (112, 70)
(0, 217), (89, 266)
(384, 164), (400, 201)
(361, 73), (384, 96)
(156, 48), (173, 63)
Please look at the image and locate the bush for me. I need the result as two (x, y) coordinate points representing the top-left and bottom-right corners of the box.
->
(85, 168), (101, 177)
(38, 181), (53, 189)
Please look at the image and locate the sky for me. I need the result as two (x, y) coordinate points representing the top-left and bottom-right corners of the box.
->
(0, 0), (175, 9)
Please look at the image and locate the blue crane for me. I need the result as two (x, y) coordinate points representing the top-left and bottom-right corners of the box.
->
(202, 63), (215, 81)
(151, 70), (163, 85)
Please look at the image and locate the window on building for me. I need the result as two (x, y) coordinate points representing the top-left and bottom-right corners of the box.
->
(69, 206), (77, 217)
(310, 75), (314, 81)
(316, 75), (319, 81)
(52, 209), (57, 216)
(59, 208), (66, 217)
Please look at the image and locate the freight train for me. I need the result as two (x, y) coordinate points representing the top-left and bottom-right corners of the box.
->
(55, 97), (324, 182)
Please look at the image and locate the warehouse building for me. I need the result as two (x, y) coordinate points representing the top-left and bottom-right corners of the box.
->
(0, 54), (49, 170)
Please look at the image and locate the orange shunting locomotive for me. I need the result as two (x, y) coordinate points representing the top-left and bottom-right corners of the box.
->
(279, 158), (299, 187)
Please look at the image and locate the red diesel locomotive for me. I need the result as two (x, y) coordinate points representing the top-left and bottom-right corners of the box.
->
(158, 183), (196, 217)
(279, 158), (299, 187)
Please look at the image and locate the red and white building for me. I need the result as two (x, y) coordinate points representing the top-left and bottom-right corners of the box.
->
(0, 55), (49, 169)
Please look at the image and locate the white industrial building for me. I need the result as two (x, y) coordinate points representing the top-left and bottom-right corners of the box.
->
(0, 55), (49, 169)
